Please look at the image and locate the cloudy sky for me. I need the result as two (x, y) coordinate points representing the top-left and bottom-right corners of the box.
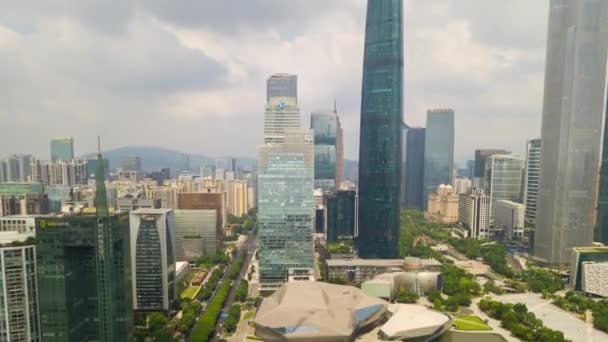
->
(0, 0), (548, 165)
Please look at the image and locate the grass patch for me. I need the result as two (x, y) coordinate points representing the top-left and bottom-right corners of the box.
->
(243, 310), (255, 320)
(454, 315), (492, 331)
(180, 285), (202, 300)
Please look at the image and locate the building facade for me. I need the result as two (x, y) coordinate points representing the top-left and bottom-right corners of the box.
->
(177, 192), (226, 246)
(454, 177), (472, 194)
(311, 108), (343, 190)
(325, 190), (357, 242)
(426, 185), (459, 224)
(129, 209), (176, 311)
(535, 0), (608, 265)
(458, 188), (490, 239)
(423, 109), (455, 209)
(264, 74), (300, 144)
(50, 137), (74, 161)
(174, 209), (217, 261)
(257, 153), (314, 290)
(474, 149), (508, 188)
(495, 200), (525, 240)
(484, 154), (524, 224)
(227, 180), (249, 217)
(122, 156), (142, 172)
(357, 0), (403, 259)
(523, 139), (541, 224)
(402, 127), (426, 210)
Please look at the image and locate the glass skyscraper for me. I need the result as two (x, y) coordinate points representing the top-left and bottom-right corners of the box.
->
(598, 121), (608, 243)
(483, 154), (525, 225)
(257, 153), (314, 290)
(402, 127), (426, 210)
(423, 109), (454, 209)
(50, 137), (74, 161)
(326, 189), (357, 242)
(357, 0), (403, 259)
(523, 139), (541, 224)
(535, 0), (608, 264)
(264, 74), (300, 144)
(311, 108), (343, 190)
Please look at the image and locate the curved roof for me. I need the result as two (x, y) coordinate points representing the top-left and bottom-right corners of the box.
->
(254, 282), (388, 341)
(380, 304), (452, 340)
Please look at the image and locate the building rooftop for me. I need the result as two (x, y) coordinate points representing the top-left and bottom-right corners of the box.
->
(325, 259), (404, 267)
(130, 208), (172, 214)
(379, 304), (452, 340)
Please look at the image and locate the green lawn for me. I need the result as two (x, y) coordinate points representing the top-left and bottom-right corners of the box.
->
(180, 285), (202, 300)
(453, 315), (492, 331)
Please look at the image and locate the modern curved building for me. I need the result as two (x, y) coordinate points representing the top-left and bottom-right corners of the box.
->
(254, 282), (388, 341)
(379, 304), (452, 341)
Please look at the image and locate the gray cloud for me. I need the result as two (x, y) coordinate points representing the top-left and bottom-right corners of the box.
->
(0, 0), (548, 165)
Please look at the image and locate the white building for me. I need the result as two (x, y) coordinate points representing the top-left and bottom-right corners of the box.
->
(454, 177), (472, 194)
(581, 262), (608, 298)
(523, 139), (541, 224)
(458, 188), (490, 239)
(174, 209), (217, 262)
(129, 209), (176, 311)
(494, 200), (525, 240)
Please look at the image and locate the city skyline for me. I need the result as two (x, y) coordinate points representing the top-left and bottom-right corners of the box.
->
(0, 1), (549, 164)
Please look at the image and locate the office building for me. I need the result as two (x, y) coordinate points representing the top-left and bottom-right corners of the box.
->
(357, 0), (403, 259)
(598, 113), (608, 243)
(402, 127), (425, 210)
(216, 157), (236, 173)
(423, 109), (455, 209)
(523, 139), (541, 224)
(257, 153), (314, 290)
(258, 128), (314, 172)
(177, 192), (226, 247)
(474, 149), (508, 188)
(325, 189), (357, 242)
(458, 188), (490, 239)
(264, 74), (300, 144)
(0, 216), (39, 342)
(484, 154), (524, 223)
(426, 184), (459, 224)
(129, 209), (176, 311)
(495, 200), (525, 240)
(454, 177), (472, 194)
(535, 0), (608, 265)
(50, 137), (74, 161)
(174, 209), (217, 261)
(36, 153), (132, 342)
(311, 107), (343, 190)
(122, 156), (142, 172)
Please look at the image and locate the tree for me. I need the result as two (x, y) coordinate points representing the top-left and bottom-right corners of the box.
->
(396, 287), (419, 303)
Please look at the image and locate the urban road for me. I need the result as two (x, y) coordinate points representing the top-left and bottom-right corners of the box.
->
(185, 230), (256, 342)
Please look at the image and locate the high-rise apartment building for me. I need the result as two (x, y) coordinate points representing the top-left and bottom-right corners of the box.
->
(402, 127), (425, 210)
(357, 0), (403, 259)
(36, 153), (132, 342)
(227, 180), (249, 217)
(423, 109), (455, 209)
(458, 188), (490, 239)
(523, 139), (541, 224)
(454, 177), (472, 194)
(484, 154), (524, 224)
(495, 200), (525, 240)
(129, 209), (176, 312)
(474, 149), (508, 188)
(174, 209), (217, 261)
(534, 0), (608, 265)
(258, 153), (314, 290)
(0, 217), (40, 342)
(50, 137), (74, 161)
(264, 74), (300, 144)
(0, 155), (33, 182)
(122, 156), (142, 172)
(311, 108), (343, 190)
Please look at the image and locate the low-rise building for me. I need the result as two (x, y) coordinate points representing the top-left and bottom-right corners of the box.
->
(494, 200), (525, 240)
(325, 257), (441, 284)
(581, 262), (608, 297)
(570, 247), (608, 293)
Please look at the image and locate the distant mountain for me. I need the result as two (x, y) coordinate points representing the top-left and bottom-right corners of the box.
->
(81, 146), (256, 173)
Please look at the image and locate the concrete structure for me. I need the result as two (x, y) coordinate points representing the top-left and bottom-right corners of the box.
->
(264, 74), (300, 144)
(402, 127), (426, 210)
(458, 188), (490, 239)
(311, 107), (343, 190)
(357, 0), (403, 259)
(50, 137), (74, 161)
(325, 189), (357, 242)
(254, 282), (388, 341)
(454, 177), (472, 194)
(495, 200), (525, 240)
(569, 247), (608, 291)
(423, 109), (455, 209)
(174, 209), (217, 261)
(580, 262), (608, 297)
(129, 209), (176, 311)
(378, 304), (452, 341)
(426, 184), (459, 224)
(523, 139), (541, 224)
(535, 0), (608, 265)
(484, 154), (524, 223)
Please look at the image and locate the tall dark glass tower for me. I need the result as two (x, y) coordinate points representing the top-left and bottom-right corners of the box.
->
(597, 119), (608, 243)
(357, 0), (403, 259)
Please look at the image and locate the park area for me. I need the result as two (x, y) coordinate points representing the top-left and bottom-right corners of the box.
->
(453, 315), (492, 331)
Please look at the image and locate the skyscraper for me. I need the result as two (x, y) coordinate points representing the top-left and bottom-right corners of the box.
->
(50, 137), (74, 161)
(325, 189), (357, 242)
(264, 74), (300, 144)
(423, 109), (455, 209)
(484, 154), (524, 225)
(311, 108), (343, 190)
(474, 149), (508, 188)
(36, 149), (132, 342)
(535, 0), (608, 264)
(599, 120), (608, 243)
(523, 139), (541, 224)
(402, 127), (426, 210)
(458, 188), (490, 239)
(357, 0), (403, 259)
(129, 209), (176, 312)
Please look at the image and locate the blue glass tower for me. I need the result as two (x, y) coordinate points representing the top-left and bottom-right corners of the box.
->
(357, 0), (403, 259)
